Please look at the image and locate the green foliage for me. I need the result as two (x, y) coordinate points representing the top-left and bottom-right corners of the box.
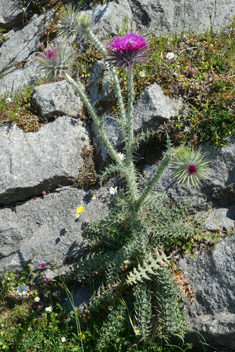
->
(153, 268), (186, 339)
(134, 281), (152, 341)
(126, 251), (170, 286)
(0, 83), (41, 132)
(96, 304), (127, 350)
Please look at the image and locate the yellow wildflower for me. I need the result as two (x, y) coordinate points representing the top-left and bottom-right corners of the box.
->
(75, 206), (85, 218)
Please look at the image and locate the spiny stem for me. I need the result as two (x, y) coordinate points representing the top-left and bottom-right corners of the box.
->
(124, 65), (139, 203)
(63, 72), (124, 169)
(86, 28), (127, 124)
(135, 154), (171, 212)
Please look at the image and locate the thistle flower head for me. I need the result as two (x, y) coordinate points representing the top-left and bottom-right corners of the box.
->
(172, 147), (210, 188)
(38, 46), (75, 81)
(57, 5), (91, 37)
(106, 33), (149, 68)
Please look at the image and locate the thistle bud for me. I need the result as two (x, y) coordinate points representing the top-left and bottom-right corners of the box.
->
(37, 46), (75, 80)
(171, 147), (210, 188)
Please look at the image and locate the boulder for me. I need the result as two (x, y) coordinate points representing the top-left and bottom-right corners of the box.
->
(0, 116), (90, 206)
(202, 206), (235, 233)
(0, 0), (25, 29)
(133, 83), (183, 131)
(180, 234), (235, 351)
(92, 0), (136, 38)
(0, 185), (111, 277)
(0, 54), (39, 95)
(33, 80), (83, 120)
(0, 11), (54, 94)
(129, 0), (235, 35)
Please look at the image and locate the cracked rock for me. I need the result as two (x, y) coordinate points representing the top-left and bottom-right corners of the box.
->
(0, 116), (90, 206)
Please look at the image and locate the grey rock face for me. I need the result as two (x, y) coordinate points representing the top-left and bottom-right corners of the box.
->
(0, 185), (111, 277)
(202, 206), (235, 233)
(133, 83), (183, 131)
(180, 234), (235, 351)
(0, 0), (24, 29)
(0, 116), (90, 206)
(33, 80), (83, 120)
(92, 0), (136, 37)
(0, 11), (54, 94)
(143, 137), (235, 209)
(129, 0), (235, 35)
(0, 55), (39, 95)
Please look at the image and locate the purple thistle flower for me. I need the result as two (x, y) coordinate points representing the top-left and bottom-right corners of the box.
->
(106, 33), (149, 68)
(40, 264), (46, 269)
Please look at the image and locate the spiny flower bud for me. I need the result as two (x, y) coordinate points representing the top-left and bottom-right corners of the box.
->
(106, 33), (150, 68)
(57, 5), (91, 37)
(37, 46), (75, 80)
(171, 147), (210, 188)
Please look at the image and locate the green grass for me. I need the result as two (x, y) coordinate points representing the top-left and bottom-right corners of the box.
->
(0, 264), (193, 352)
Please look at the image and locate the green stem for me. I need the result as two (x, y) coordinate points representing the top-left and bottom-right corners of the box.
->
(63, 72), (124, 169)
(86, 28), (127, 124)
(125, 65), (139, 204)
(135, 154), (171, 212)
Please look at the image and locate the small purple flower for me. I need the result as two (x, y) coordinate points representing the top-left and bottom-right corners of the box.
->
(42, 46), (59, 61)
(45, 278), (51, 282)
(40, 264), (46, 269)
(106, 33), (149, 68)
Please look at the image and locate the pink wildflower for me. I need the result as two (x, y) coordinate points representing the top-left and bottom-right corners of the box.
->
(109, 33), (147, 53)
(45, 278), (51, 282)
(38, 46), (74, 80)
(40, 264), (46, 269)
(106, 33), (149, 68)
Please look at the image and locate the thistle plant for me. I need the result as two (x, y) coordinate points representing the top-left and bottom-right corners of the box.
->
(38, 5), (210, 349)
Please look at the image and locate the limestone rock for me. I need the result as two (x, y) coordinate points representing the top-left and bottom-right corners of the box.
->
(0, 11), (54, 93)
(180, 234), (235, 351)
(92, 0), (136, 37)
(0, 185), (111, 277)
(0, 55), (39, 95)
(0, 0), (24, 29)
(129, 0), (235, 35)
(0, 116), (90, 206)
(202, 206), (235, 233)
(133, 83), (183, 131)
(33, 80), (83, 120)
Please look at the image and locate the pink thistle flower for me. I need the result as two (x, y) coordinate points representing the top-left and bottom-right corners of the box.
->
(47, 49), (57, 60)
(187, 164), (198, 175)
(106, 33), (149, 68)
(40, 264), (46, 269)
(38, 46), (75, 80)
